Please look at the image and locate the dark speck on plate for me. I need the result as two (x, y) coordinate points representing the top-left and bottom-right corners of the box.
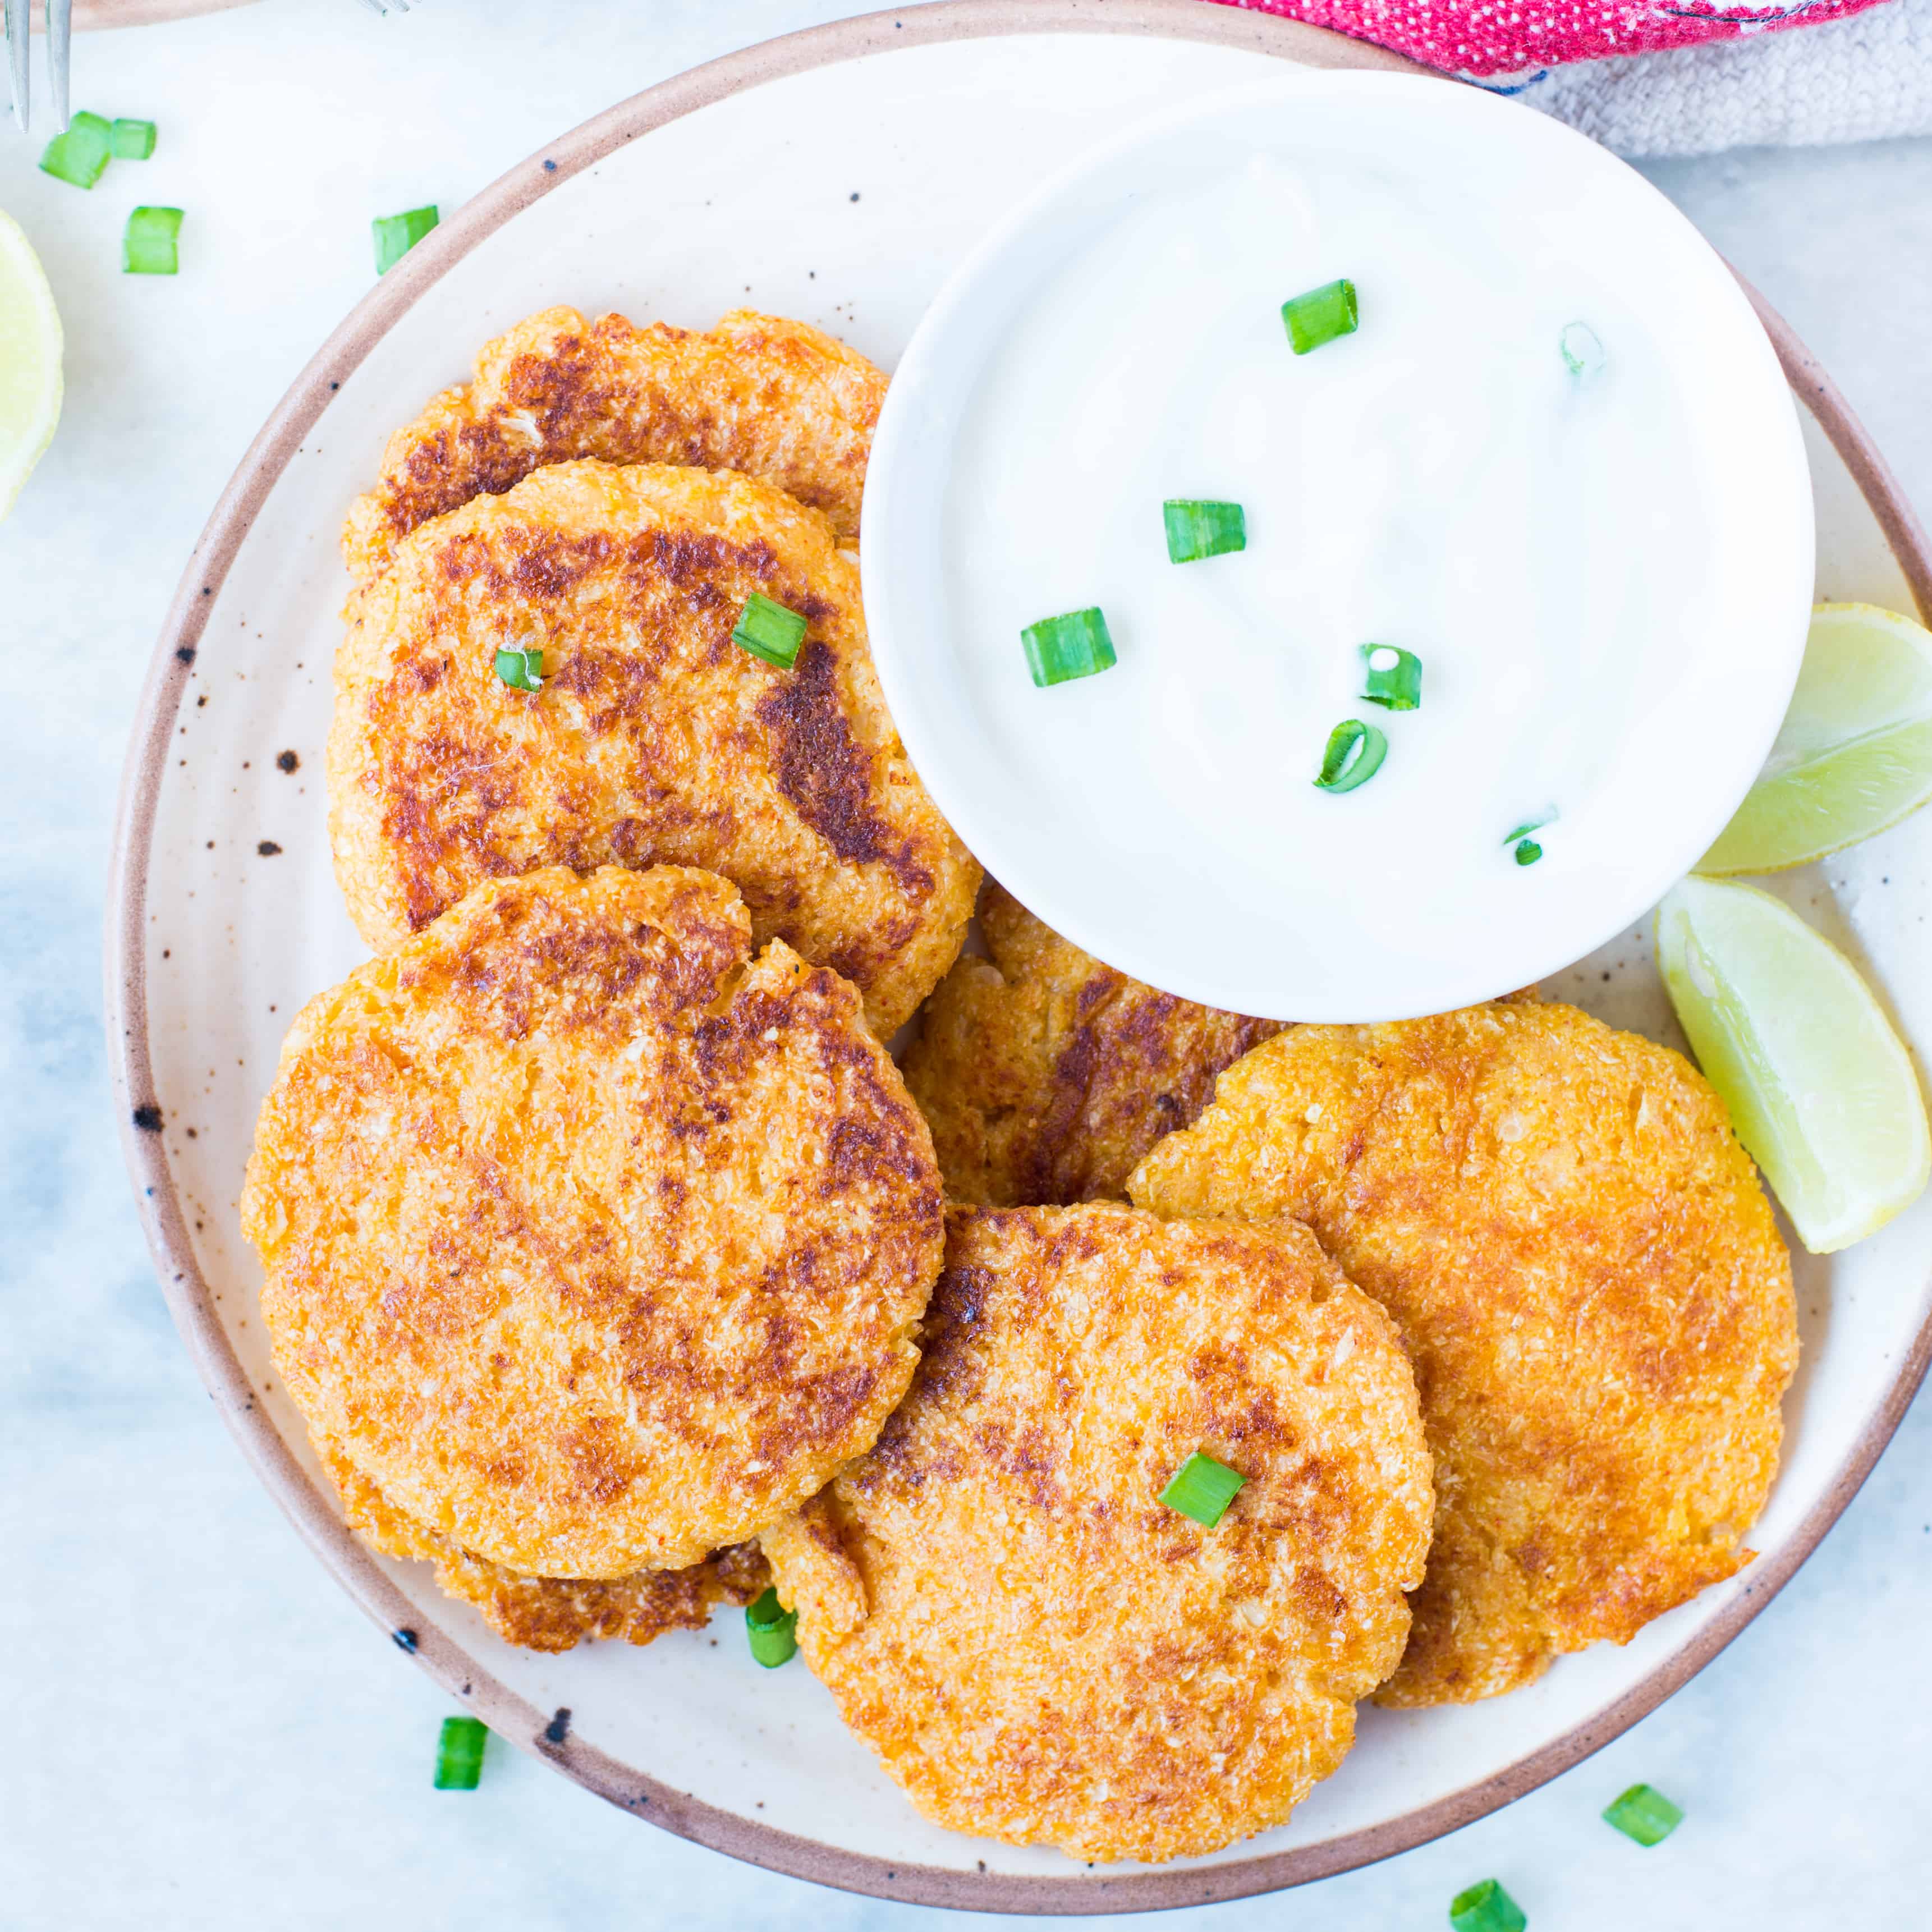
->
(132, 1104), (163, 1132)
(850, 191), (860, 202)
(276, 750), (300, 773)
(543, 1707), (572, 1745)
(257, 841), (282, 856)
(392, 1628), (419, 1653)
(176, 645), (196, 662)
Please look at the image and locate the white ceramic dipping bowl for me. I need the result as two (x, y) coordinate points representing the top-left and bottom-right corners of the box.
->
(861, 71), (1813, 1022)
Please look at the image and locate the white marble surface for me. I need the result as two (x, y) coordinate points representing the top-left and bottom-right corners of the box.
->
(4, 2), (1930, 1925)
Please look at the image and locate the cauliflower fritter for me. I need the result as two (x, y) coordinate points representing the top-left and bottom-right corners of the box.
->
(902, 883), (1283, 1204)
(342, 306), (885, 582)
(242, 865), (945, 1581)
(761, 1204), (1433, 1864)
(322, 1437), (770, 1654)
(1129, 1001), (1797, 1706)
(328, 461), (978, 1035)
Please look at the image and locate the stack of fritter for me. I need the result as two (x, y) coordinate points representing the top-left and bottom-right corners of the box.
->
(244, 304), (1796, 1870)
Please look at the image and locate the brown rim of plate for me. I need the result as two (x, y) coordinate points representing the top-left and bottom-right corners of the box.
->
(103, 0), (1932, 1912)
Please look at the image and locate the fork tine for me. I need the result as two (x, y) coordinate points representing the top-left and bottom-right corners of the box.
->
(45, 0), (69, 131)
(6, 0), (28, 132)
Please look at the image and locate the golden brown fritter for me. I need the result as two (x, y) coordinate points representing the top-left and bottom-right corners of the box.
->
(242, 864), (945, 1581)
(1129, 1001), (1797, 1706)
(328, 461), (979, 1035)
(342, 306), (885, 583)
(760, 1204), (1433, 1864)
(902, 883), (1283, 1204)
(322, 1437), (770, 1654)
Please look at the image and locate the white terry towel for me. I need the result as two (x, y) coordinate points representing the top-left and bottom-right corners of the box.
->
(1513, 0), (1932, 155)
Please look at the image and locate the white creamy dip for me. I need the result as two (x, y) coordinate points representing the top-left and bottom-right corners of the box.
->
(863, 75), (1812, 1020)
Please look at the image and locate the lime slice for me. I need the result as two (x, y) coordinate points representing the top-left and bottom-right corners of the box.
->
(0, 209), (62, 521)
(1699, 603), (1932, 875)
(1657, 875), (1930, 1253)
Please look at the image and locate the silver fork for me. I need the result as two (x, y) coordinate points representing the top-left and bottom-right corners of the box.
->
(47, 0), (68, 130)
(6, 0), (27, 132)
(7, 0), (70, 133)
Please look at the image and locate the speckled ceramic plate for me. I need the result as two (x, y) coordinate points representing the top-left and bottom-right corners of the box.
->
(107, 1), (1932, 1912)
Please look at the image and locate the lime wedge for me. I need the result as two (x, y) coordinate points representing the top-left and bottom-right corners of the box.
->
(1657, 875), (1930, 1253)
(0, 210), (62, 521)
(1699, 603), (1932, 875)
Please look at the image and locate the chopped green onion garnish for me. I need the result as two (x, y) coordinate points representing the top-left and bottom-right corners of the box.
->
(732, 592), (808, 669)
(373, 205), (439, 276)
(433, 1715), (488, 1790)
(1504, 809), (1555, 867)
(746, 1587), (798, 1667)
(1022, 606), (1117, 688)
(1159, 1451), (1245, 1527)
(1282, 278), (1359, 355)
(1163, 499), (1246, 564)
(111, 117), (158, 160)
(123, 207), (184, 276)
(39, 111), (113, 190)
(494, 646), (543, 692)
(1360, 643), (1421, 711)
(1448, 1879), (1527, 1932)
(1603, 1782), (1682, 1846)
(1314, 719), (1387, 793)
(1560, 321), (1606, 379)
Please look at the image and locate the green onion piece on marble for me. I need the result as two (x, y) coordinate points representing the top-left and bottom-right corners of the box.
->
(1022, 606), (1117, 687)
(746, 1587), (799, 1668)
(373, 204), (439, 275)
(732, 592), (809, 669)
(1448, 1878), (1527, 1932)
(1314, 719), (1387, 793)
(111, 117), (158, 159)
(1603, 1783), (1682, 1846)
(433, 1716), (488, 1790)
(493, 646), (544, 692)
(1163, 499), (1246, 564)
(1560, 321), (1606, 379)
(1513, 839), (1544, 867)
(39, 111), (113, 189)
(123, 206), (183, 276)
(1360, 643), (1422, 712)
(1159, 1451), (1245, 1527)
(1282, 278), (1359, 355)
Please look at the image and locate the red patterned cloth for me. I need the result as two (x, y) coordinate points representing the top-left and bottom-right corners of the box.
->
(1216, 0), (1894, 77)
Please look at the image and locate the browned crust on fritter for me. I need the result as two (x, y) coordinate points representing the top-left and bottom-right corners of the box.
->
(902, 883), (1284, 1204)
(342, 307), (885, 582)
(1129, 1002), (1797, 1706)
(761, 1204), (1433, 1864)
(242, 865), (945, 1580)
(322, 1437), (769, 1653)
(328, 461), (979, 1034)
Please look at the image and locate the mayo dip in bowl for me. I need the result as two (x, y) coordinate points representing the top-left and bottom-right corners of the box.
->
(860, 72), (1812, 1024)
